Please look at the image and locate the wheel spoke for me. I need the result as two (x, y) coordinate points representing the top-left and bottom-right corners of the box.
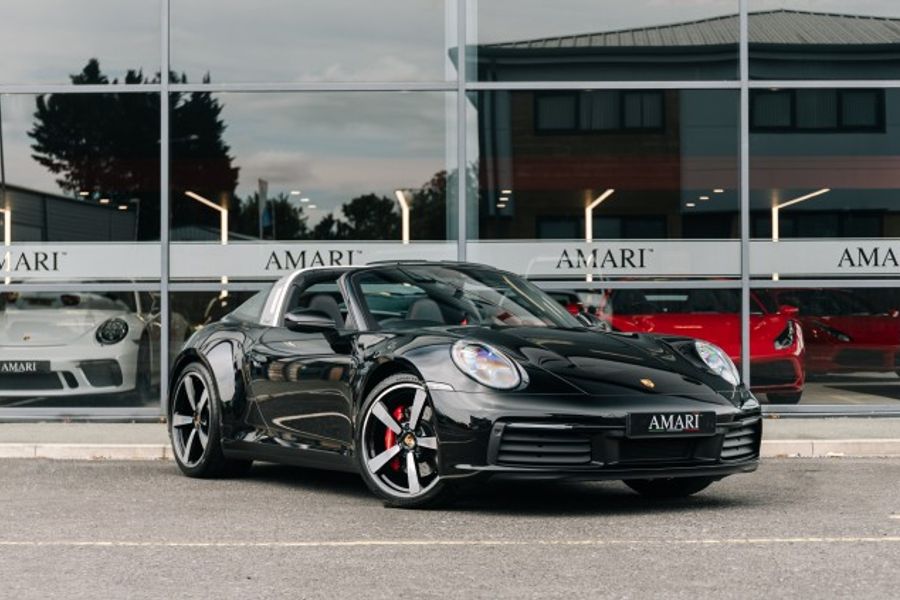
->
(371, 401), (401, 434)
(406, 451), (421, 494)
(171, 413), (193, 428)
(367, 444), (401, 474)
(197, 389), (209, 414)
(417, 436), (438, 450)
(184, 376), (197, 411)
(408, 388), (426, 429)
(181, 428), (197, 463)
(197, 428), (209, 450)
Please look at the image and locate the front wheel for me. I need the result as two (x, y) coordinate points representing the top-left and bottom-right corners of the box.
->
(169, 362), (251, 478)
(623, 476), (717, 499)
(357, 373), (454, 508)
(767, 391), (802, 404)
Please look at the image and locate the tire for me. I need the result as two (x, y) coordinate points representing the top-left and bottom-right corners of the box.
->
(356, 373), (454, 509)
(134, 335), (153, 401)
(624, 476), (717, 499)
(767, 391), (802, 404)
(169, 362), (252, 478)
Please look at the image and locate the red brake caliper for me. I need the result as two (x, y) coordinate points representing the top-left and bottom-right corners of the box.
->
(384, 405), (405, 472)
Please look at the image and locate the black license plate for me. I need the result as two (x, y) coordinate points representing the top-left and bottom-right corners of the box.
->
(626, 412), (716, 438)
(0, 361), (51, 375)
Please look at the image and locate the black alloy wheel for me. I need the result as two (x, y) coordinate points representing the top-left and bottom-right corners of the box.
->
(169, 362), (251, 478)
(357, 373), (453, 508)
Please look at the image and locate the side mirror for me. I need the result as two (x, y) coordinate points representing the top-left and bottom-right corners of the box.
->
(779, 304), (800, 316)
(576, 311), (612, 332)
(285, 309), (337, 332)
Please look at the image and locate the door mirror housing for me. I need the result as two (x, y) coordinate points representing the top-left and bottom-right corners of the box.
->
(285, 309), (338, 332)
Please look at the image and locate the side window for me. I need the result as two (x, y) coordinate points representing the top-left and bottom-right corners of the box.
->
(284, 279), (350, 329)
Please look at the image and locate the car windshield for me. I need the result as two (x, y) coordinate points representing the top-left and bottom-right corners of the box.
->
(353, 265), (581, 329)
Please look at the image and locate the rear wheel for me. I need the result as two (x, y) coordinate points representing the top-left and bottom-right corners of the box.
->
(767, 391), (802, 404)
(624, 476), (717, 499)
(169, 362), (251, 478)
(357, 373), (453, 508)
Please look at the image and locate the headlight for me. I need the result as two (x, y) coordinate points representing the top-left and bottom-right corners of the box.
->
(694, 340), (740, 386)
(96, 318), (129, 345)
(451, 340), (524, 390)
(774, 322), (795, 350)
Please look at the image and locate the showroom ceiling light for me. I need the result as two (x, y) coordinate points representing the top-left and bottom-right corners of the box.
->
(290, 190), (301, 196)
(699, 196), (710, 201)
(686, 202), (696, 208)
(501, 189), (512, 194)
(394, 190), (411, 245)
(79, 191), (90, 197)
(300, 197), (310, 203)
(99, 198), (110, 205)
(118, 204), (128, 211)
(307, 204), (317, 209)
(713, 188), (724, 193)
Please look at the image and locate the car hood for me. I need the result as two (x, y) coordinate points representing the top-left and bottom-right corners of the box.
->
(0, 308), (125, 347)
(450, 326), (739, 404)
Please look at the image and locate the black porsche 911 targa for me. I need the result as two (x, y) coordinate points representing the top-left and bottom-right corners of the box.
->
(168, 261), (761, 507)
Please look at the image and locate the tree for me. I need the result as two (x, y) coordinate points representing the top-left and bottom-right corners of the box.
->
(29, 59), (238, 241)
(233, 192), (308, 240)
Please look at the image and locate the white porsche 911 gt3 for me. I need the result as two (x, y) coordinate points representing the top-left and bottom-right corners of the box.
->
(0, 291), (174, 402)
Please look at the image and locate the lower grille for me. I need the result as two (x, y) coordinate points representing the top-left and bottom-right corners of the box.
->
(497, 426), (591, 466)
(752, 360), (798, 386)
(0, 373), (63, 391)
(721, 422), (759, 461)
(619, 438), (693, 463)
(80, 360), (123, 388)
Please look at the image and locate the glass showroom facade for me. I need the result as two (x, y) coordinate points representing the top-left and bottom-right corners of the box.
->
(2, 0), (900, 416)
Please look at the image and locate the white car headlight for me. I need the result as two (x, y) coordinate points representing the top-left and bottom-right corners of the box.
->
(96, 318), (129, 345)
(694, 340), (740, 386)
(451, 340), (524, 390)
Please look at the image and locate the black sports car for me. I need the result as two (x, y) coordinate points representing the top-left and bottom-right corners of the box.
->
(168, 261), (761, 508)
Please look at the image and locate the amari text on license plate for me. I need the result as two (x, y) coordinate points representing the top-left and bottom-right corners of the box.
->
(626, 412), (716, 438)
(0, 361), (51, 374)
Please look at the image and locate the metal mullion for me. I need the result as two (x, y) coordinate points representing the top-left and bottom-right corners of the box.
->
(168, 82), (455, 93)
(468, 80), (741, 91)
(0, 84), (161, 94)
(168, 281), (271, 293)
(749, 79), (900, 89)
(456, 0), (467, 260)
(739, 0), (751, 387)
(751, 278), (900, 289)
(535, 279), (741, 291)
(0, 282), (160, 293)
(159, 0), (171, 417)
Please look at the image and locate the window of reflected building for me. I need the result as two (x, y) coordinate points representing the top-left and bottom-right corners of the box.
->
(0, 92), (161, 243)
(750, 88), (900, 240)
(171, 0), (456, 83)
(169, 92), (456, 244)
(0, 0), (161, 85)
(471, 89), (740, 241)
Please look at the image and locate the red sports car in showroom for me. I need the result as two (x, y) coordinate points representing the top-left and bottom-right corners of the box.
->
(599, 289), (805, 404)
(766, 289), (900, 376)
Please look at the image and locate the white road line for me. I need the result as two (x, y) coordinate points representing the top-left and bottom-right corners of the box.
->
(0, 537), (898, 549)
(890, 515), (900, 520)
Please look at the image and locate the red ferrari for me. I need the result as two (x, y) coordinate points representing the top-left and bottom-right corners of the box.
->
(600, 289), (806, 404)
(766, 289), (900, 376)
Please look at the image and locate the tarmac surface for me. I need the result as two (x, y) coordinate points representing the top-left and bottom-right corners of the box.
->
(0, 458), (898, 599)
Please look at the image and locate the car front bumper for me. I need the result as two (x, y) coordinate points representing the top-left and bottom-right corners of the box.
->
(0, 343), (139, 398)
(427, 387), (761, 482)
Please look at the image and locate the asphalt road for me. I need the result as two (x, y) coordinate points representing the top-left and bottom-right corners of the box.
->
(1, 458), (898, 599)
